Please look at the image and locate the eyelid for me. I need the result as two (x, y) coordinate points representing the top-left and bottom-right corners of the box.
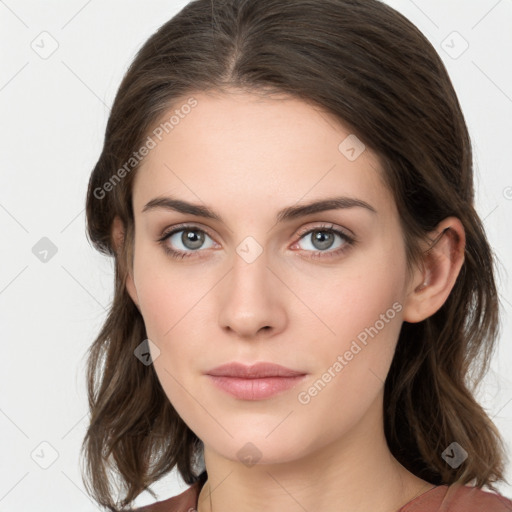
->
(158, 222), (354, 244)
(294, 222), (355, 240)
(158, 222), (218, 242)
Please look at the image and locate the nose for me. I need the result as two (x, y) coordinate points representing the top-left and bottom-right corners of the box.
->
(217, 248), (287, 339)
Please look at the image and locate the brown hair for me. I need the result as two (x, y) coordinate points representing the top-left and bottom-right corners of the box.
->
(82, 0), (508, 509)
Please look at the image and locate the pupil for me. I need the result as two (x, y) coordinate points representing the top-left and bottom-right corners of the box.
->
(313, 230), (334, 250)
(182, 230), (204, 249)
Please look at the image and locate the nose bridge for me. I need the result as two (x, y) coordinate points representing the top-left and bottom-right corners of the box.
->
(217, 237), (286, 336)
(229, 239), (272, 303)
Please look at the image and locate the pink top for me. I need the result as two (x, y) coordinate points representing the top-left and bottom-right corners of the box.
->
(132, 481), (512, 511)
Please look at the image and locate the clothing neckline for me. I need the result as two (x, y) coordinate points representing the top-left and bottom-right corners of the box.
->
(397, 484), (441, 510)
(193, 477), (442, 512)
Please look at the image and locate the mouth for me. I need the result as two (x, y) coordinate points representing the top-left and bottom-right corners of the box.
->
(206, 361), (306, 378)
(205, 362), (307, 400)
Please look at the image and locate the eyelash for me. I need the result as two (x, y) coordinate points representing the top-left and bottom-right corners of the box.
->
(156, 223), (356, 261)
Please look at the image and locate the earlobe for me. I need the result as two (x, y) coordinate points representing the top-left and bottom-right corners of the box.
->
(402, 217), (466, 324)
(111, 215), (141, 310)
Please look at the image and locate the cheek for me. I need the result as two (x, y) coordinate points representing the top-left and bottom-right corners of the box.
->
(294, 292), (403, 443)
(133, 253), (211, 382)
(136, 277), (175, 340)
(133, 244), (199, 336)
(289, 255), (405, 347)
(292, 250), (406, 401)
(135, 269), (204, 417)
(137, 279), (207, 375)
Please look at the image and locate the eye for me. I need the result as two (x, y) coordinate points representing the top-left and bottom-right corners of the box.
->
(157, 225), (217, 259)
(292, 224), (355, 259)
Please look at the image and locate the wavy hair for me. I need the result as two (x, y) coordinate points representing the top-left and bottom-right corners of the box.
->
(81, 0), (508, 509)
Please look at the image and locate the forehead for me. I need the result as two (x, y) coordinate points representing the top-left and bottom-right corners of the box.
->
(132, 90), (394, 221)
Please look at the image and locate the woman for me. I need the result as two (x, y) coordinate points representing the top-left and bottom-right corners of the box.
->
(81, 0), (512, 510)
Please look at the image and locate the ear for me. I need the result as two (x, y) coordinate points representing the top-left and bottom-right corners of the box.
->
(402, 217), (466, 323)
(111, 215), (140, 310)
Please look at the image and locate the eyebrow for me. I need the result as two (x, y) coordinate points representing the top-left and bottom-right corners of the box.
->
(142, 195), (377, 222)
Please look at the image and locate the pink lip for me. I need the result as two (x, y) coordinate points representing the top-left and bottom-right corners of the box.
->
(205, 362), (307, 400)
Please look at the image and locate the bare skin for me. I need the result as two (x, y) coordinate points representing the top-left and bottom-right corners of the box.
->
(113, 88), (465, 512)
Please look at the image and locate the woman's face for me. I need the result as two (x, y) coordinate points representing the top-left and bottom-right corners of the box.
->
(125, 89), (419, 465)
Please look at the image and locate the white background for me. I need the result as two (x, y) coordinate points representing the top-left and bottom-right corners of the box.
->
(1, 0), (511, 510)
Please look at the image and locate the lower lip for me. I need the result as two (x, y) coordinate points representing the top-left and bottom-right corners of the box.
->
(207, 375), (307, 400)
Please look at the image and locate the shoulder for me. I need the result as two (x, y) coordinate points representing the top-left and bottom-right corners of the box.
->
(401, 483), (512, 511)
(130, 481), (201, 512)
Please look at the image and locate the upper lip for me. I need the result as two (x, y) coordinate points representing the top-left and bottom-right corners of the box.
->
(206, 362), (306, 378)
